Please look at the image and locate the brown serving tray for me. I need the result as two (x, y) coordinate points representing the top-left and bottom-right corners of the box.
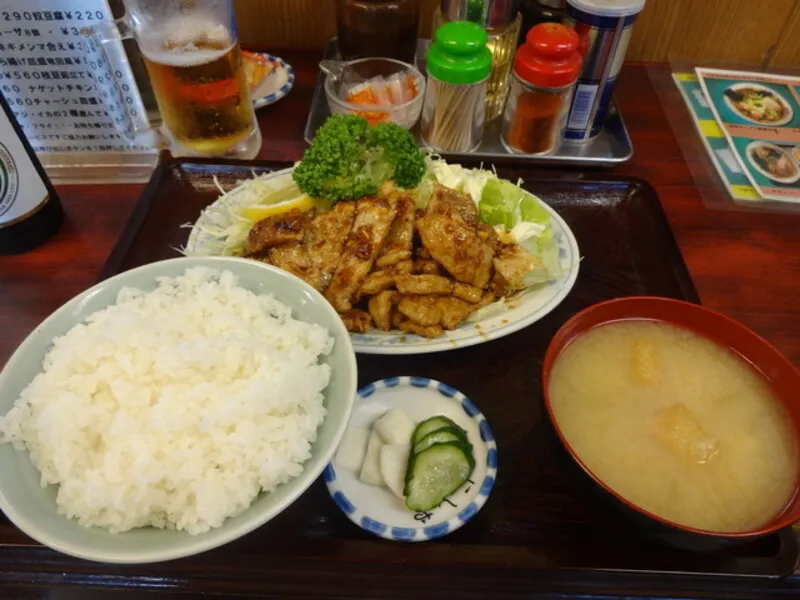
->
(10, 157), (792, 595)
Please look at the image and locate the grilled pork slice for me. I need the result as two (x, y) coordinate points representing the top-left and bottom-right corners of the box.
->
(268, 243), (321, 289)
(358, 270), (397, 297)
(416, 212), (494, 289)
(396, 318), (443, 339)
(427, 184), (478, 225)
(390, 259), (413, 274)
(376, 194), (415, 268)
(306, 201), (356, 291)
(340, 309), (373, 333)
(395, 274), (452, 296)
(243, 209), (310, 257)
(395, 275), (482, 304)
(368, 290), (398, 331)
(397, 295), (441, 327)
(476, 221), (501, 254)
(492, 244), (546, 296)
(413, 259), (441, 275)
(325, 195), (397, 312)
(435, 296), (477, 330)
(452, 282), (482, 303)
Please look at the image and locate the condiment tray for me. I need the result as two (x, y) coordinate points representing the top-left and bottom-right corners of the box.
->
(304, 39), (634, 167)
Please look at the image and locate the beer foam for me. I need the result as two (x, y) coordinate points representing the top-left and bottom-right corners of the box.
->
(140, 18), (233, 67)
(142, 44), (233, 67)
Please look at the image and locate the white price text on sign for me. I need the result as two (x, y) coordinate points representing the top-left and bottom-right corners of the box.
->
(0, 0), (150, 153)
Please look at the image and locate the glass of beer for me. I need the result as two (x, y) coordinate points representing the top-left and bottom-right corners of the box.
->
(83, 0), (261, 159)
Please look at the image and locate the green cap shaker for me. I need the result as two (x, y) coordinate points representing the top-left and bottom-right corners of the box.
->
(427, 21), (492, 84)
(422, 21), (493, 152)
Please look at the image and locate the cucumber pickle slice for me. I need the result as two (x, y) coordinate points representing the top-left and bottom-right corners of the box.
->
(411, 416), (466, 446)
(404, 442), (476, 511)
(413, 427), (468, 455)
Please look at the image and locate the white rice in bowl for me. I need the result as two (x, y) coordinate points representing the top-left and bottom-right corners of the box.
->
(0, 267), (334, 535)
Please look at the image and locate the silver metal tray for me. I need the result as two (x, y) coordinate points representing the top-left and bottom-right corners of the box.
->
(303, 39), (634, 167)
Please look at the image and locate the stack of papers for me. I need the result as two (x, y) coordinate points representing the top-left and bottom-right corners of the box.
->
(674, 68), (800, 205)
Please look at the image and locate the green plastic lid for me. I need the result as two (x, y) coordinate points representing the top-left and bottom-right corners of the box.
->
(427, 21), (492, 85)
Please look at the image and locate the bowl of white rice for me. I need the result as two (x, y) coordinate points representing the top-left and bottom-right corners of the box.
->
(0, 257), (357, 564)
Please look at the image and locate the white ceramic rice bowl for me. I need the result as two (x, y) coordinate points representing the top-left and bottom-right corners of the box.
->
(0, 256), (357, 564)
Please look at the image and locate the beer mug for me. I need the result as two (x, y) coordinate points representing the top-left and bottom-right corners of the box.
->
(84, 0), (262, 159)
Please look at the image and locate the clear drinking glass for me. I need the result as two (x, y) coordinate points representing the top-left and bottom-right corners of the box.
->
(83, 0), (261, 159)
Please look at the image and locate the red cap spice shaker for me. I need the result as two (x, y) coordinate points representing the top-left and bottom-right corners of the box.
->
(501, 23), (582, 155)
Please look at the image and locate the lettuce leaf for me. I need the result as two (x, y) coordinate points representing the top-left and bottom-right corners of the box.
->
(479, 178), (561, 283)
(479, 178), (521, 229)
(479, 178), (551, 230)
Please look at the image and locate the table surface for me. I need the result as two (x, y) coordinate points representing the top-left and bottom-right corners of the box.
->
(1, 53), (799, 599)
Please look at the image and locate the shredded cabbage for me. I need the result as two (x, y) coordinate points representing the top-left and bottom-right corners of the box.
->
(466, 297), (508, 323)
(187, 172), (297, 257)
(424, 158), (494, 206)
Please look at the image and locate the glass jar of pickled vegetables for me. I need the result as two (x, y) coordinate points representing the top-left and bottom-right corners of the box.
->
(501, 23), (581, 155)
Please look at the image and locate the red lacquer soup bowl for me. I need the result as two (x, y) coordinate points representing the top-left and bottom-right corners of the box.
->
(542, 297), (800, 551)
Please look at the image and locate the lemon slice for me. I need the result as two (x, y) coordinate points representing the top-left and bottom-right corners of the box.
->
(242, 194), (315, 221)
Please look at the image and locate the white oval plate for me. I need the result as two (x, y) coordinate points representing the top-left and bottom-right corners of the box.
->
(324, 376), (497, 542)
(745, 141), (800, 184)
(246, 52), (294, 109)
(723, 82), (794, 127)
(185, 167), (581, 355)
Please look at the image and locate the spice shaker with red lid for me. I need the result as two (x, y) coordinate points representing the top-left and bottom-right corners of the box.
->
(501, 23), (581, 155)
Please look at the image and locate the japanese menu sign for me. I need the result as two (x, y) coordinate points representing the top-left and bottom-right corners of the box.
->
(0, 0), (150, 154)
(696, 68), (800, 204)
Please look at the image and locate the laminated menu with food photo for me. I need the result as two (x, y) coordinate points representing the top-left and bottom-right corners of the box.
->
(696, 68), (800, 203)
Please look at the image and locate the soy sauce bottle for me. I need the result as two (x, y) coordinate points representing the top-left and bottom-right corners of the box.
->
(520, 0), (565, 43)
(0, 92), (63, 254)
(335, 0), (420, 63)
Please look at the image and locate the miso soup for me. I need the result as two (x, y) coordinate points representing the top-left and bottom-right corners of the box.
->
(548, 321), (798, 533)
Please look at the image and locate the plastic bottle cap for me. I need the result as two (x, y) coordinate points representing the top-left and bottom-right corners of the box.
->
(566, 0), (646, 17)
(427, 21), (493, 85)
(514, 23), (582, 88)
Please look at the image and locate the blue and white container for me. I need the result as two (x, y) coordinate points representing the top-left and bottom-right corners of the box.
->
(563, 0), (646, 141)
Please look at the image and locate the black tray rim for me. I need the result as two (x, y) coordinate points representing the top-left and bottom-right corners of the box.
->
(89, 155), (797, 580)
